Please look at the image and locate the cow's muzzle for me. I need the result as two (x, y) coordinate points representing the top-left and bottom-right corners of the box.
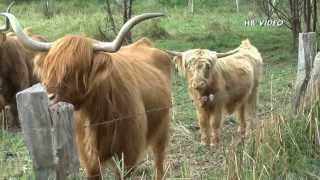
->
(191, 80), (207, 90)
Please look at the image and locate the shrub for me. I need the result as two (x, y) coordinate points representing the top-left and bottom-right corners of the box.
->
(138, 21), (170, 40)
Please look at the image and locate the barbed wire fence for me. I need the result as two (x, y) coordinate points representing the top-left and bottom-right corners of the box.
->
(0, 64), (295, 178)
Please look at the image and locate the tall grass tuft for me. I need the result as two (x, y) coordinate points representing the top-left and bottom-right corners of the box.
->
(224, 104), (320, 179)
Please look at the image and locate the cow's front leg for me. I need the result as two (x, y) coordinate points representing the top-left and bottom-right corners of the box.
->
(80, 149), (102, 180)
(197, 108), (210, 145)
(75, 124), (102, 180)
(210, 107), (222, 146)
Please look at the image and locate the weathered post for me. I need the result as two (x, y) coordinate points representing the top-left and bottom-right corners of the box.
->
(16, 84), (55, 179)
(293, 32), (319, 147)
(16, 83), (79, 179)
(51, 102), (79, 179)
(305, 53), (320, 147)
(293, 32), (317, 113)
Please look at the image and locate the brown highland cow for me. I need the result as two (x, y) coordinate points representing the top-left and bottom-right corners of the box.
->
(1, 12), (171, 179)
(0, 3), (46, 129)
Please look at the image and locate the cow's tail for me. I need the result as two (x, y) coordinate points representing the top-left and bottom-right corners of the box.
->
(240, 39), (263, 80)
(240, 39), (262, 63)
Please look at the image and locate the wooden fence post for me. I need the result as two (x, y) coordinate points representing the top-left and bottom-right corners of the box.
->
(293, 32), (317, 113)
(51, 102), (79, 179)
(16, 84), (55, 179)
(16, 83), (79, 179)
(306, 53), (320, 147)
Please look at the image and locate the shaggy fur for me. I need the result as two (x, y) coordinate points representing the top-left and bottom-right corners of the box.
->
(0, 29), (43, 128)
(174, 40), (263, 145)
(34, 35), (171, 179)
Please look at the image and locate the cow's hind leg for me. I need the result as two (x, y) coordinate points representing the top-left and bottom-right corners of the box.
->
(237, 104), (248, 138)
(197, 108), (210, 145)
(247, 86), (258, 132)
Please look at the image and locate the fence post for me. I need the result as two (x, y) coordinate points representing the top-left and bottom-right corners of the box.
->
(16, 83), (79, 179)
(16, 84), (55, 179)
(293, 32), (317, 113)
(51, 102), (79, 179)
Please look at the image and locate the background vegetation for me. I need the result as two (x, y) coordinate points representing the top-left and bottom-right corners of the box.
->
(0, 0), (319, 179)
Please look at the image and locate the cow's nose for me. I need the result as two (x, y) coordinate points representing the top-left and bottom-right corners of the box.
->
(192, 81), (206, 89)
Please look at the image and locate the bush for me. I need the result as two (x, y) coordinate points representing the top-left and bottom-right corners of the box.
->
(159, 0), (187, 6)
(138, 21), (170, 40)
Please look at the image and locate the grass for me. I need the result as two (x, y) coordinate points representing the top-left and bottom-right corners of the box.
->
(0, 0), (319, 179)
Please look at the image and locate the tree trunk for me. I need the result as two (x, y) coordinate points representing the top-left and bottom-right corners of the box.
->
(41, 0), (55, 18)
(105, 0), (117, 36)
(188, 0), (194, 14)
(122, 0), (133, 44)
(235, 0), (239, 12)
(292, 17), (301, 49)
(303, 0), (312, 32)
(312, 0), (317, 32)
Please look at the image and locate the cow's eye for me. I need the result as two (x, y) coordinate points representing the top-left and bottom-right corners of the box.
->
(206, 65), (210, 70)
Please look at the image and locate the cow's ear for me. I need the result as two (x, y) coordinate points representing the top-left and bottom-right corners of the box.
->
(173, 55), (182, 68)
(173, 55), (184, 72)
(87, 53), (112, 90)
(209, 51), (219, 63)
(173, 55), (188, 76)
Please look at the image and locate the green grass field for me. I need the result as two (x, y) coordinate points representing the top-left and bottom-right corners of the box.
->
(0, 0), (319, 179)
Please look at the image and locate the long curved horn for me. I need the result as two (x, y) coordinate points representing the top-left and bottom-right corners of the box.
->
(216, 47), (240, 58)
(0, 1), (15, 31)
(93, 13), (164, 52)
(0, 12), (53, 51)
(0, 12), (164, 52)
(162, 49), (183, 57)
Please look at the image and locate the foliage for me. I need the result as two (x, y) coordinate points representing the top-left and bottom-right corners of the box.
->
(225, 107), (320, 179)
(158, 0), (187, 6)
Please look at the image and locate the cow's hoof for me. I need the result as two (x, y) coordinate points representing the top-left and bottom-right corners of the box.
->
(200, 141), (210, 146)
(210, 142), (219, 148)
(200, 140), (210, 146)
(200, 138), (210, 146)
(210, 138), (219, 147)
(237, 127), (246, 135)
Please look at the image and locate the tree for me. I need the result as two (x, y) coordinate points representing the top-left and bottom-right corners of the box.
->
(259, 0), (319, 49)
(99, 0), (134, 44)
(41, 0), (55, 18)
(235, 0), (239, 12)
(188, 0), (194, 14)
(122, 0), (133, 43)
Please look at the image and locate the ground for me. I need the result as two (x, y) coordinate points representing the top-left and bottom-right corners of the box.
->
(0, 0), (319, 179)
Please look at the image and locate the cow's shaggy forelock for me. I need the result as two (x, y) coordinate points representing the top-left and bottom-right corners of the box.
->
(36, 35), (92, 90)
(174, 49), (215, 77)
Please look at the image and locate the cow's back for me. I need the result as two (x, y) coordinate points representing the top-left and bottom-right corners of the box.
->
(112, 39), (171, 144)
(216, 41), (263, 113)
(119, 37), (171, 77)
